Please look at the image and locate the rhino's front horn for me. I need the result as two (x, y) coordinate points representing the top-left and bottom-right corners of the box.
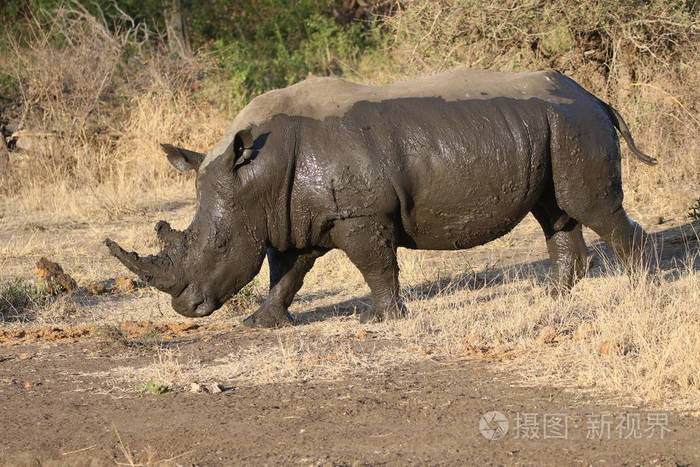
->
(154, 220), (184, 248)
(105, 238), (172, 286)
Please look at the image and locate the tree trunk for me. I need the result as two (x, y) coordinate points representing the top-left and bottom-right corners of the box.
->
(165, 0), (192, 59)
(0, 126), (10, 174)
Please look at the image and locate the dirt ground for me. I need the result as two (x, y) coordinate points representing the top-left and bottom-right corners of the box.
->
(1, 199), (699, 466)
(3, 330), (700, 466)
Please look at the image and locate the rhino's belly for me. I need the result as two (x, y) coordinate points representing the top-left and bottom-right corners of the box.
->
(376, 99), (552, 250)
(396, 161), (547, 250)
(391, 122), (550, 249)
(400, 189), (540, 250)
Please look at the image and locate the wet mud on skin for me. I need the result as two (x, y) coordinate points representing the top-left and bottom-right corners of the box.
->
(1, 333), (700, 466)
(108, 68), (658, 326)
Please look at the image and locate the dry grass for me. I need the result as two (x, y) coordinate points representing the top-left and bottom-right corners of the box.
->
(2, 3), (228, 221)
(104, 332), (423, 390)
(113, 426), (192, 466)
(393, 247), (700, 406)
(3, 1), (697, 221)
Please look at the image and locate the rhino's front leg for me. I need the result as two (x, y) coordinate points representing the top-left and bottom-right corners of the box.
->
(243, 248), (327, 328)
(330, 217), (406, 323)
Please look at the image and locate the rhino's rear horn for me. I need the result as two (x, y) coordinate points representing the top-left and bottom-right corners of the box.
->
(155, 220), (184, 248)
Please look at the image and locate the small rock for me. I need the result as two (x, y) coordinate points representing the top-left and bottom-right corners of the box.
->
(115, 277), (136, 293)
(536, 326), (558, 345)
(191, 382), (224, 393)
(86, 281), (110, 295)
(23, 381), (38, 388)
(657, 216), (665, 225)
(207, 383), (224, 393)
(190, 382), (203, 393)
(18, 352), (33, 360)
(35, 257), (77, 293)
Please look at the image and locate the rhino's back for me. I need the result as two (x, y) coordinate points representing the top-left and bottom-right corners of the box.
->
(204, 67), (588, 166)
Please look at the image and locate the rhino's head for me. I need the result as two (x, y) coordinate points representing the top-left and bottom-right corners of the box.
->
(105, 128), (269, 317)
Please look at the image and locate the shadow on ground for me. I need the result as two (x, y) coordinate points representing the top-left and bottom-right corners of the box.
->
(294, 221), (699, 326)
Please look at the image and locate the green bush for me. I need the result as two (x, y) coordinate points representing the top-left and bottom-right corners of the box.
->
(689, 199), (700, 221)
(0, 71), (19, 109)
(2, 0), (380, 106)
(137, 381), (170, 394)
(212, 6), (377, 100)
(0, 279), (53, 320)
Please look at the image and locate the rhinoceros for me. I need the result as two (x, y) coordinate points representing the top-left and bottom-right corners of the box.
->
(106, 67), (656, 327)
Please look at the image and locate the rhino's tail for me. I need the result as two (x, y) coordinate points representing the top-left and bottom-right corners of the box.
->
(600, 100), (658, 166)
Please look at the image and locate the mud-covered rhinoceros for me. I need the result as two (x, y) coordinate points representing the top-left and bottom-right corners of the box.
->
(106, 67), (656, 327)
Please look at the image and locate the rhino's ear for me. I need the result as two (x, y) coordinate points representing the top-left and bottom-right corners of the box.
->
(233, 128), (254, 156)
(161, 143), (205, 171)
(223, 128), (255, 170)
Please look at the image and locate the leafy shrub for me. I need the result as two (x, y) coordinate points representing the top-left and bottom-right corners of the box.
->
(689, 199), (700, 221)
(0, 279), (53, 321)
(0, 71), (19, 110)
(137, 381), (170, 394)
(213, 6), (377, 99)
(2, 0), (697, 220)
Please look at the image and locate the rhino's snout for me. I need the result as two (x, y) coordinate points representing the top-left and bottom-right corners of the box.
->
(171, 285), (217, 318)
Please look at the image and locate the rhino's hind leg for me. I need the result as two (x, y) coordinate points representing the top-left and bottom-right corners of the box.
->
(584, 208), (650, 274)
(548, 110), (650, 276)
(531, 192), (589, 293)
(330, 217), (406, 323)
(243, 248), (327, 328)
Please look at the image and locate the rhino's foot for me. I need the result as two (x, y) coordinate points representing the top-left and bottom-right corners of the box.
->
(359, 309), (380, 324)
(546, 282), (572, 299)
(242, 305), (294, 328)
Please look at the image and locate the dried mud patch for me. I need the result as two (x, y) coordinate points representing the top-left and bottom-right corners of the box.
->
(0, 320), (235, 346)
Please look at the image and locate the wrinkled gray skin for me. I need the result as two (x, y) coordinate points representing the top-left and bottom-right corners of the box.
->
(106, 68), (656, 327)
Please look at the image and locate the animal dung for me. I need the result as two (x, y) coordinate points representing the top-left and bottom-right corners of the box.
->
(35, 257), (78, 293)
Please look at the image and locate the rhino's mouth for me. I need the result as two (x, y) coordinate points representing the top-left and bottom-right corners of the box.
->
(173, 298), (216, 318)
(171, 281), (219, 317)
(194, 301), (216, 317)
